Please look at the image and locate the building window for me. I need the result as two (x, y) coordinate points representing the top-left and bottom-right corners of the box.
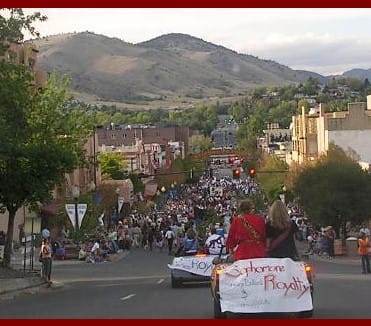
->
(308, 119), (317, 134)
(111, 133), (116, 140)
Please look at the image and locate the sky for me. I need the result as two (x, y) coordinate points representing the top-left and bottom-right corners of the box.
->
(21, 8), (371, 76)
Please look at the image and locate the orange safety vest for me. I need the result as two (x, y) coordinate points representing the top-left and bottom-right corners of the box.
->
(358, 238), (370, 255)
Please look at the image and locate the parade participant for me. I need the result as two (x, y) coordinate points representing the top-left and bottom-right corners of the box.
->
(205, 227), (225, 255)
(266, 199), (300, 260)
(225, 199), (266, 261)
(165, 226), (176, 255)
(180, 228), (199, 256)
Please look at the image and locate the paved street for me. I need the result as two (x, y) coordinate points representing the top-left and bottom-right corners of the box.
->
(1, 243), (371, 318)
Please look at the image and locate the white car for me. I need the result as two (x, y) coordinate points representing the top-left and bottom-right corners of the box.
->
(168, 253), (218, 288)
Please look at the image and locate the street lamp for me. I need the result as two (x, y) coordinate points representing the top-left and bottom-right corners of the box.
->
(116, 187), (121, 221)
(72, 185), (80, 232)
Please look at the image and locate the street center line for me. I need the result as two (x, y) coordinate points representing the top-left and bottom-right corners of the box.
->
(120, 294), (136, 301)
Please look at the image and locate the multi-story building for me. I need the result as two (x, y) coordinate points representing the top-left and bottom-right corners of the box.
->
(257, 123), (292, 162)
(96, 124), (189, 175)
(291, 95), (371, 168)
(210, 125), (238, 149)
(1, 41), (48, 87)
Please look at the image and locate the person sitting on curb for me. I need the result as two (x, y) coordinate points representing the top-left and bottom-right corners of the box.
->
(89, 239), (102, 263)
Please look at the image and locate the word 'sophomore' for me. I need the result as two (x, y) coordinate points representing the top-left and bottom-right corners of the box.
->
(219, 258), (313, 313)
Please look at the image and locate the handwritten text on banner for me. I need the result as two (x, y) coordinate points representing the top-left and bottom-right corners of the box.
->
(219, 257), (313, 313)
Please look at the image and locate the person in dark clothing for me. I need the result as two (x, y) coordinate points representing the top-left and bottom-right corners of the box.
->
(147, 225), (155, 251)
(182, 228), (199, 255)
(324, 226), (336, 259)
(165, 226), (175, 255)
(266, 199), (300, 260)
(0, 230), (6, 245)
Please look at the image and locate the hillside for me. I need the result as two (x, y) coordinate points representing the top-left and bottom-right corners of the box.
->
(33, 32), (323, 109)
(342, 68), (371, 81)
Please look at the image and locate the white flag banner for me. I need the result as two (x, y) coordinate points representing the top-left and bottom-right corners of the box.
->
(65, 204), (76, 229)
(65, 203), (88, 229)
(167, 255), (215, 276)
(118, 196), (124, 213)
(219, 258), (313, 313)
(77, 204), (88, 228)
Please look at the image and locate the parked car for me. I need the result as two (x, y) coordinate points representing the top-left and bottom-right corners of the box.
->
(210, 256), (314, 318)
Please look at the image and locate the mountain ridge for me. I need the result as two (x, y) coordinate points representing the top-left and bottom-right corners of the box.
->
(32, 32), (370, 109)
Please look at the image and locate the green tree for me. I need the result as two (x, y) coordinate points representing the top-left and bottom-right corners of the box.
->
(301, 77), (320, 96)
(257, 154), (289, 204)
(188, 134), (212, 154)
(237, 114), (265, 152)
(0, 69), (92, 266)
(0, 8), (47, 55)
(98, 152), (127, 180)
(279, 85), (297, 101)
(128, 173), (144, 194)
(297, 99), (309, 113)
(0, 9), (94, 266)
(268, 101), (296, 128)
(228, 103), (246, 123)
(293, 144), (371, 239)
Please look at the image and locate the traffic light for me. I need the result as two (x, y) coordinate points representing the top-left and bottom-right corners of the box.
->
(232, 169), (241, 179)
(248, 168), (256, 178)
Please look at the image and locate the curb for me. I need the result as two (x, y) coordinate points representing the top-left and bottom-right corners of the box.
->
(0, 276), (45, 295)
(0, 250), (130, 301)
(0, 277), (46, 301)
(302, 253), (360, 265)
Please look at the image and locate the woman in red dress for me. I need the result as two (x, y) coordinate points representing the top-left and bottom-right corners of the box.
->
(226, 199), (266, 260)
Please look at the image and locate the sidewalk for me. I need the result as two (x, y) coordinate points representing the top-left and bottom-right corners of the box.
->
(0, 248), (130, 301)
(296, 240), (360, 266)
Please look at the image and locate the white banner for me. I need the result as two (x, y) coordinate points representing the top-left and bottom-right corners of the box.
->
(65, 203), (88, 229)
(168, 255), (215, 276)
(219, 258), (313, 313)
(77, 204), (87, 229)
(65, 204), (76, 229)
(118, 196), (124, 213)
(177, 214), (188, 223)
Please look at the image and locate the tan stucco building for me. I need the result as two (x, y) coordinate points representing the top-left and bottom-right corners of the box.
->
(291, 95), (371, 168)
